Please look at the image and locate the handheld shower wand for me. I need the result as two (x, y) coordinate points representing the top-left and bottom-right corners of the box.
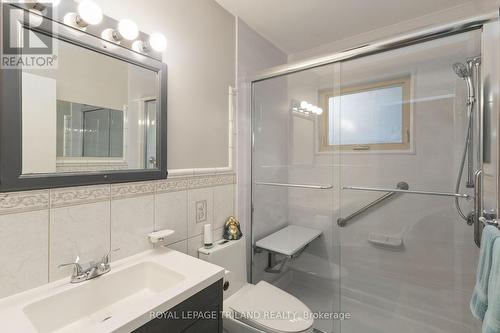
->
(453, 62), (475, 104)
(453, 61), (476, 189)
(453, 58), (480, 223)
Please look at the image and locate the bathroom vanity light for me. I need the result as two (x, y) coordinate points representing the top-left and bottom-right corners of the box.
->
(131, 40), (148, 53)
(102, 19), (139, 43)
(118, 19), (139, 40)
(78, 0), (103, 25)
(14, 7), (45, 28)
(149, 32), (168, 52)
(26, 0), (167, 56)
(132, 33), (168, 54)
(64, 0), (103, 29)
(24, 0), (61, 11)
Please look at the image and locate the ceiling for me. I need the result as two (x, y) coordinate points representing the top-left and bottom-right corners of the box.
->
(215, 0), (476, 54)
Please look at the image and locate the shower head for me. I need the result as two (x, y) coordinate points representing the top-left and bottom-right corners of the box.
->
(453, 62), (475, 102)
(453, 62), (471, 79)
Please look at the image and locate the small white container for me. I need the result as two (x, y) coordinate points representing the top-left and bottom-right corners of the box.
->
(204, 224), (213, 248)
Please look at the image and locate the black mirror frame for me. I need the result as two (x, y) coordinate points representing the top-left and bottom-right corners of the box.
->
(0, 4), (168, 192)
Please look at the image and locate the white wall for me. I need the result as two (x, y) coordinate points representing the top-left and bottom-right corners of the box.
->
(94, 0), (236, 170)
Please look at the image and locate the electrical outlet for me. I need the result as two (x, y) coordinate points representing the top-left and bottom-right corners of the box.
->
(195, 200), (207, 223)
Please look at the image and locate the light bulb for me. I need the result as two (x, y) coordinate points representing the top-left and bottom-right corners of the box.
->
(132, 40), (146, 53)
(28, 9), (43, 28)
(118, 19), (139, 40)
(149, 32), (167, 52)
(306, 103), (314, 112)
(316, 108), (324, 115)
(78, 0), (103, 25)
(101, 28), (117, 42)
(24, 0), (59, 10)
(63, 12), (79, 28)
(300, 101), (308, 109)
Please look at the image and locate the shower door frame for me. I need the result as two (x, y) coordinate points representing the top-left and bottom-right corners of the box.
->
(250, 12), (498, 83)
(249, 7), (500, 326)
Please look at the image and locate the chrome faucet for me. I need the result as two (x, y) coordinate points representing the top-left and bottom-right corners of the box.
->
(58, 249), (119, 283)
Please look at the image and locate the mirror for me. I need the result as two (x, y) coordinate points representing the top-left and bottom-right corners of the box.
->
(21, 35), (159, 174)
(56, 101), (124, 159)
(0, 3), (167, 192)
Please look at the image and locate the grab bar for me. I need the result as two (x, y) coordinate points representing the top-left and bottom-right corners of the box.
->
(342, 186), (471, 199)
(254, 182), (333, 190)
(338, 182), (409, 227)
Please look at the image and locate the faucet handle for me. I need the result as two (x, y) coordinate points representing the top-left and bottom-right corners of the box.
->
(101, 248), (120, 265)
(58, 256), (83, 275)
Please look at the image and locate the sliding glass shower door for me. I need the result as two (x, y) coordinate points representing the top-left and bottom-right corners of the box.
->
(336, 30), (481, 333)
(252, 63), (340, 333)
(251, 29), (483, 333)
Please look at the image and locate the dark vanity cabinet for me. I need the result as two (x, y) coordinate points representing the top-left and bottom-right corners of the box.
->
(133, 280), (223, 333)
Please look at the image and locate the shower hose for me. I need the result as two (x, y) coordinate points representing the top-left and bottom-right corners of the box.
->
(455, 101), (474, 223)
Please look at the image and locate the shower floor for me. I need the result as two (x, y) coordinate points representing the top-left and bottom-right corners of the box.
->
(276, 269), (481, 333)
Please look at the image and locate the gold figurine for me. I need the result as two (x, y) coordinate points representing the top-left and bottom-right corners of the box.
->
(223, 216), (242, 240)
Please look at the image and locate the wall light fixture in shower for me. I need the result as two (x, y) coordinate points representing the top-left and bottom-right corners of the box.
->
(291, 100), (323, 116)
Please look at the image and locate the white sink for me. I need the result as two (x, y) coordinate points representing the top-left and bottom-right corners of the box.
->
(23, 262), (184, 333)
(0, 248), (225, 333)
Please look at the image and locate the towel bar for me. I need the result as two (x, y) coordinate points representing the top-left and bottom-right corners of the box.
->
(480, 216), (499, 227)
(343, 185), (471, 199)
(255, 182), (333, 190)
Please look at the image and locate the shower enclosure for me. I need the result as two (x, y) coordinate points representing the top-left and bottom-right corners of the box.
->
(250, 14), (499, 333)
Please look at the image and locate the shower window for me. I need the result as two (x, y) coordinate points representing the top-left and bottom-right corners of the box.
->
(319, 76), (411, 151)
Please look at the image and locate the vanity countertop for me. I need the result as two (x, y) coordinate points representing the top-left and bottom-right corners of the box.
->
(0, 248), (225, 333)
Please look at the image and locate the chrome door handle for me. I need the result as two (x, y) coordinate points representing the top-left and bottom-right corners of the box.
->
(473, 169), (483, 246)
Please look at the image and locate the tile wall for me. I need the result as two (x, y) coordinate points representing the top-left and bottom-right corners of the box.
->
(0, 173), (235, 298)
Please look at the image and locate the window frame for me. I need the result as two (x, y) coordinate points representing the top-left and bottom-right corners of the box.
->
(319, 76), (411, 152)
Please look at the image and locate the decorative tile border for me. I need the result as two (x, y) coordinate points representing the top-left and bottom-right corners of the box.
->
(156, 178), (188, 194)
(188, 174), (236, 189)
(0, 173), (236, 213)
(213, 174), (236, 186)
(111, 182), (155, 200)
(0, 190), (49, 215)
(50, 185), (111, 208)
